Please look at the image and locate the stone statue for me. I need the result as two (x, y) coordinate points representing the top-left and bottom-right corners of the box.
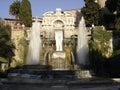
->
(55, 30), (63, 51)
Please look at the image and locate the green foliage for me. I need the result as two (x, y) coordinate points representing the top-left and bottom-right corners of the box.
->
(81, 0), (100, 26)
(90, 27), (112, 65)
(111, 50), (120, 57)
(105, 0), (120, 30)
(112, 30), (120, 57)
(117, 0), (120, 15)
(93, 27), (112, 41)
(113, 30), (120, 38)
(0, 23), (15, 66)
(105, 0), (117, 12)
(9, 0), (20, 20)
(92, 27), (112, 56)
(19, 0), (32, 27)
(115, 0), (120, 30)
(9, 0), (32, 27)
(18, 37), (28, 63)
(89, 27), (112, 75)
(101, 12), (116, 29)
(115, 17), (120, 30)
(0, 57), (8, 63)
(90, 49), (105, 74)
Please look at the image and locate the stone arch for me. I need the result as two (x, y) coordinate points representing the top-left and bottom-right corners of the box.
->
(52, 19), (65, 29)
(53, 20), (64, 29)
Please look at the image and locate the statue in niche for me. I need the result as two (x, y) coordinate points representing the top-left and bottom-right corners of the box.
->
(55, 30), (63, 51)
(53, 20), (64, 51)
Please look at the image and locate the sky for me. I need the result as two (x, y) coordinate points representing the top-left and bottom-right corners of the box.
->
(0, 0), (85, 19)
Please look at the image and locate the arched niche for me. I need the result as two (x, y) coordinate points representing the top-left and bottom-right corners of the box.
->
(53, 20), (64, 29)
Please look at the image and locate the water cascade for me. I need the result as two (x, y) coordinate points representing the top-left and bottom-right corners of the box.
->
(26, 19), (41, 65)
(76, 16), (89, 66)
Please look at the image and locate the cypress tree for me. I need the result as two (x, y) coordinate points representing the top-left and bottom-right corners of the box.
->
(81, 0), (100, 27)
(103, 0), (117, 29)
(115, 0), (120, 30)
(105, 0), (120, 30)
(105, 0), (117, 13)
(19, 0), (32, 27)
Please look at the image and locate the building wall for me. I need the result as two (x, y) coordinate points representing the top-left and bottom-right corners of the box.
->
(11, 26), (25, 67)
(2, 19), (25, 67)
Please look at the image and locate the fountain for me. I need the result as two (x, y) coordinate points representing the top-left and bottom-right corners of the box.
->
(2, 9), (118, 90)
(77, 16), (89, 66)
(76, 16), (91, 78)
(51, 29), (67, 70)
(6, 16), (91, 79)
(26, 19), (41, 65)
(7, 22), (75, 79)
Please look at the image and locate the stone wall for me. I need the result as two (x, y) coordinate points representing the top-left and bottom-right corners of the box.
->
(11, 25), (25, 67)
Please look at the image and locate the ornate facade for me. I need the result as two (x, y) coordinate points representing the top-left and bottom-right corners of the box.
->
(39, 9), (82, 70)
(36, 8), (81, 39)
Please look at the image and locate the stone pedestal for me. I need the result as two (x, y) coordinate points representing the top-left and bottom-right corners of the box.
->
(51, 51), (67, 70)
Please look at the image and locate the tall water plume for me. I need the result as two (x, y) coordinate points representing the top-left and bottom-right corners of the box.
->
(26, 19), (41, 65)
(76, 16), (89, 66)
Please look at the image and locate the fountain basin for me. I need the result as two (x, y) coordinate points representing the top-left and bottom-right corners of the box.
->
(7, 65), (75, 79)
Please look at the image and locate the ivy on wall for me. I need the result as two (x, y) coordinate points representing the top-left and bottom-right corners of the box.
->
(92, 26), (112, 58)
(18, 37), (28, 64)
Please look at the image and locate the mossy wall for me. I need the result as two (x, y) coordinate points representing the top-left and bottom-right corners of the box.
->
(41, 39), (76, 70)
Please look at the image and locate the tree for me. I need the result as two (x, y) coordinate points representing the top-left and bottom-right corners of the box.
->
(115, 0), (120, 30)
(105, 0), (120, 30)
(9, 0), (20, 20)
(81, 0), (100, 26)
(19, 0), (32, 27)
(105, 0), (117, 13)
(0, 23), (15, 67)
